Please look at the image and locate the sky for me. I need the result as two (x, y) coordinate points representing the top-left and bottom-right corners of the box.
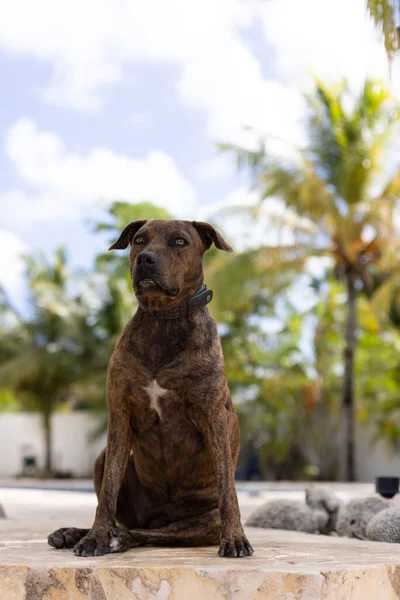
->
(0, 0), (399, 307)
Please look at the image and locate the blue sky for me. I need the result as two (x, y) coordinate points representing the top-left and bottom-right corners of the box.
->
(0, 0), (398, 305)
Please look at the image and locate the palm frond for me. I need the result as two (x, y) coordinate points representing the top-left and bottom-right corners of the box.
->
(366, 0), (399, 60)
(370, 273), (400, 319)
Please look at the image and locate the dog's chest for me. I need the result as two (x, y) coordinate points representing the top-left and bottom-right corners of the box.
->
(127, 353), (192, 432)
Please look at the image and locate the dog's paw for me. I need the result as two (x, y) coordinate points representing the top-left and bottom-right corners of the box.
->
(48, 527), (89, 549)
(108, 527), (138, 553)
(73, 527), (111, 557)
(218, 534), (254, 558)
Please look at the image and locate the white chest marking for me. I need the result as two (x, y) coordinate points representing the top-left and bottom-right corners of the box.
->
(143, 379), (168, 418)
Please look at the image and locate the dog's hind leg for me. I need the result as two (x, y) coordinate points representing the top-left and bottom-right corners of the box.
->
(108, 508), (223, 552)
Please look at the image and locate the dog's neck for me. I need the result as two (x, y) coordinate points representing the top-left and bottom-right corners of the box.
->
(138, 283), (213, 321)
(129, 287), (215, 372)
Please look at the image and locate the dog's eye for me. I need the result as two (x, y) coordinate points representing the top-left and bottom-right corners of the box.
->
(172, 238), (188, 247)
(133, 235), (146, 245)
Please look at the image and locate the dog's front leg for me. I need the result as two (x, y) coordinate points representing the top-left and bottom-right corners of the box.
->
(193, 407), (253, 558)
(74, 405), (132, 557)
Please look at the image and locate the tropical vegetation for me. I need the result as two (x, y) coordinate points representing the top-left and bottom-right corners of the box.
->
(220, 77), (400, 480)
(1, 74), (400, 480)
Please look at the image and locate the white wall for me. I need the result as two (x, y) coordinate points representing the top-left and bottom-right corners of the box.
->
(0, 412), (106, 478)
(355, 423), (400, 482)
(1, 412), (398, 481)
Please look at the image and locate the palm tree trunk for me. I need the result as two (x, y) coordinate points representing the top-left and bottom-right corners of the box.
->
(43, 410), (52, 475)
(339, 273), (357, 481)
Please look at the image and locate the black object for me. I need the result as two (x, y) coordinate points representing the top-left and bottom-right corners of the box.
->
(376, 476), (400, 499)
(236, 453), (261, 481)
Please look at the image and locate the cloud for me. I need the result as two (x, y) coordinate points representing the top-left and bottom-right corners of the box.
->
(0, 0), (305, 146)
(258, 0), (399, 93)
(180, 59), (305, 147)
(2, 0), (395, 152)
(0, 0), (252, 110)
(194, 154), (236, 183)
(1, 118), (196, 228)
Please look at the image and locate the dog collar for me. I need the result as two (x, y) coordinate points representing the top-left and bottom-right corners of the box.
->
(147, 283), (213, 320)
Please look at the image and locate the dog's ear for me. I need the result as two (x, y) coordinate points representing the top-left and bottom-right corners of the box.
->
(191, 221), (233, 252)
(108, 220), (147, 250)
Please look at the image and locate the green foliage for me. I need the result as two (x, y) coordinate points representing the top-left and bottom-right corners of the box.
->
(0, 243), (133, 471)
(220, 77), (400, 316)
(220, 77), (400, 479)
(307, 78), (395, 206)
(0, 389), (18, 412)
(232, 277), (400, 480)
(366, 0), (399, 60)
(2, 186), (400, 480)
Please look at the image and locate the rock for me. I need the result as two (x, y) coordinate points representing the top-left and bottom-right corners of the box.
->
(336, 496), (389, 539)
(367, 507), (400, 543)
(246, 488), (341, 535)
(246, 499), (329, 534)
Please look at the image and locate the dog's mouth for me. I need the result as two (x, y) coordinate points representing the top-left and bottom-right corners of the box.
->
(138, 277), (160, 290)
(136, 277), (179, 297)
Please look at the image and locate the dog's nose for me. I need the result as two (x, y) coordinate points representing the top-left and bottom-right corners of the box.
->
(137, 251), (157, 266)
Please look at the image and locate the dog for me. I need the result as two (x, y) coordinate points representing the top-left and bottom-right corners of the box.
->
(48, 219), (253, 559)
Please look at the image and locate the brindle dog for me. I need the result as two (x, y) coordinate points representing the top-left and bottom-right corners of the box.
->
(48, 219), (253, 558)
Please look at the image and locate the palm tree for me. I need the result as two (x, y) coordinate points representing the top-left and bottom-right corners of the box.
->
(366, 0), (399, 61)
(221, 78), (400, 480)
(0, 248), (73, 472)
(0, 247), (120, 474)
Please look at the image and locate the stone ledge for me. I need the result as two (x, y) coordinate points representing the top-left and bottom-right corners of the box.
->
(2, 529), (400, 599)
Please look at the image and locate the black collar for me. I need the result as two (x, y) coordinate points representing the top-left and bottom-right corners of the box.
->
(147, 283), (213, 320)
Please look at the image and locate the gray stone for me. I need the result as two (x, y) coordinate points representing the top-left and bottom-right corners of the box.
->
(368, 507), (400, 543)
(336, 495), (389, 539)
(246, 498), (329, 534)
(246, 488), (341, 535)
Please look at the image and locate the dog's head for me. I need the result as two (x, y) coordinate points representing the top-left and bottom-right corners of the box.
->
(109, 219), (232, 311)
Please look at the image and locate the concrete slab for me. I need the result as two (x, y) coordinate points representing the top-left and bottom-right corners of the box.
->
(2, 485), (400, 599)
